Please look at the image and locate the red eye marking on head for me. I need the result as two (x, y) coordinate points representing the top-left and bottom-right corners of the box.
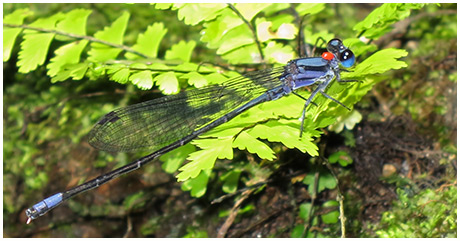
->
(321, 52), (334, 61)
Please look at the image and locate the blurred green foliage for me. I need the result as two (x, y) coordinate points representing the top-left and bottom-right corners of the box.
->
(374, 185), (457, 238)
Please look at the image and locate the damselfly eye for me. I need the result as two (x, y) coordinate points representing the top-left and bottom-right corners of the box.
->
(340, 49), (355, 68)
(327, 38), (342, 49)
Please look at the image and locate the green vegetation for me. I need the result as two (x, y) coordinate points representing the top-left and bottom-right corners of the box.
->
(3, 3), (456, 238)
(375, 185), (456, 238)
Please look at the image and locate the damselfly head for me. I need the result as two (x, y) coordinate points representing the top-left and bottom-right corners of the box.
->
(327, 38), (355, 68)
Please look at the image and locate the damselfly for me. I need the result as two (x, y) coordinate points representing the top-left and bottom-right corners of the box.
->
(26, 38), (355, 223)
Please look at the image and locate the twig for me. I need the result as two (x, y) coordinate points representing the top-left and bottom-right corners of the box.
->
(302, 169), (319, 237)
(3, 23), (149, 59)
(217, 189), (254, 238)
(123, 215), (133, 238)
(226, 3), (265, 62)
(321, 156), (346, 238)
(211, 170), (305, 205)
(233, 208), (284, 237)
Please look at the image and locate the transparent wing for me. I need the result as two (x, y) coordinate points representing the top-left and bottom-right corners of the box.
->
(87, 67), (284, 152)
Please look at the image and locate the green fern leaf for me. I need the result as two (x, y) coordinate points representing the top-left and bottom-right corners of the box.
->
(129, 70), (153, 90)
(154, 3), (173, 10)
(88, 11), (130, 62)
(344, 48), (408, 78)
(110, 68), (130, 84)
(353, 3), (425, 39)
(296, 3), (326, 15)
(176, 137), (233, 182)
(165, 40), (196, 62)
(233, 3), (270, 21)
(17, 33), (55, 73)
(216, 24), (253, 55)
(17, 12), (65, 73)
(126, 22), (167, 59)
(68, 62), (89, 80)
(50, 62), (89, 83)
(47, 40), (88, 77)
(46, 9), (92, 77)
(3, 8), (33, 24)
(160, 144), (195, 173)
(256, 20), (296, 42)
(222, 44), (260, 64)
(184, 72), (208, 88)
(56, 9), (92, 36)
(199, 9), (242, 49)
(154, 71), (179, 94)
(175, 3), (227, 25)
(248, 119), (319, 156)
(3, 8), (33, 61)
(263, 41), (295, 64)
(28, 12), (65, 29)
(233, 131), (276, 160)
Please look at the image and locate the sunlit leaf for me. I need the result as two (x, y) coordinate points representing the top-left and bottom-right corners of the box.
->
(184, 71), (208, 88)
(3, 8), (33, 61)
(110, 68), (130, 84)
(56, 8), (92, 36)
(263, 41), (295, 64)
(165, 40), (196, 62)
(343, 38), (378, 57)
(176, 137), (233, 181)
(203, 72), (229, 85)
(17, 12), (66, 73)
(130, 70), (153, 90)
(69, 62), (89, 80)
(176, 3), (227, 25)
(154, 71), (179, 94)
(47, 40), (88, 77)
(3, 8), (33, 25)
(248, 119), (319, 156)
(217, 24), (254, 54)
(27, 12), (65, 29)
(296, 3), (326, 15)
(233, 3), (269, 21)
(233, 131), (275, 160)
(154, 3), (173, 10)
(328, 109), (362, 133)
(88, 11), (130, 61)
(126, 22), (167, 59)
(256, 20), (296, 42)
(200, 8), (243, 48)
(222, 44), (261, 64)
(173, 62), (201, 72)
(50, 62), (89, 82)
(17, 33), (55, 73)
(160, 144), (195, 173)
(353, 3), (425, 39)
(344, 48), (408, 78)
